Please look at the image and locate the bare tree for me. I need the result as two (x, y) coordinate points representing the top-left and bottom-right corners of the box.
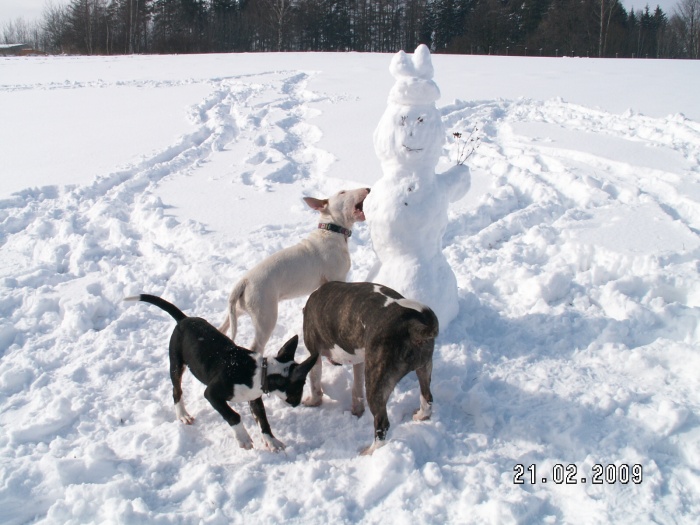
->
(42, 1), (70, 53)
(2, 18), (35, 45)
(266, 0), (291, 51)
(597, 0), (619, 57)
(675, 0), (700, 57)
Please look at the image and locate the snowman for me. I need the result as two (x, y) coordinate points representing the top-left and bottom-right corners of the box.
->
(364, 44), (470, 329)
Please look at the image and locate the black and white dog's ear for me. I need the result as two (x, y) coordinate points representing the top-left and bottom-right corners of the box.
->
(292, 354), (318, 382)
(276, 335), (299, 363)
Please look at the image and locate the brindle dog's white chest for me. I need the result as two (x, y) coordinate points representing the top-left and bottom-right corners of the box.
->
(328, 345), (365, 365)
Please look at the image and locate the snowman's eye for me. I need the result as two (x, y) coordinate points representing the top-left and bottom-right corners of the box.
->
(417, 117), (424, 123)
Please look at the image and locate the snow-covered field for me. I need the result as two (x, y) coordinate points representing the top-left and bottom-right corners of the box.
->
(1, 52), (699, 524)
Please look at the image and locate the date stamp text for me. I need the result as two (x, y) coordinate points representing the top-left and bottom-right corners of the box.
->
(513, 463), (643, 485)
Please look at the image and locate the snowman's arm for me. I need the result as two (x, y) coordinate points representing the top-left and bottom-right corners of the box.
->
(438, 164), (471, 203)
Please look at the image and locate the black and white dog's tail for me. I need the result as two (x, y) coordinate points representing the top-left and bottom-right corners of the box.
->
(124, 294), (187, 322)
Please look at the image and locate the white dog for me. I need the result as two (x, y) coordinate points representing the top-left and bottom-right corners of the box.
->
(219, 188), (370, 354)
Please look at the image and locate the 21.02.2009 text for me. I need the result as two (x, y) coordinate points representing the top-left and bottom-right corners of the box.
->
(513, 463), (643, 485)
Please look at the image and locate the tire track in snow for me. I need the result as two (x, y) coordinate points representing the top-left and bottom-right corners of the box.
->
(442, 98), (700, 298)
(4, 67), (371, 525)
(0, 70), (326, 441)
(0, 70), (338, 520)
(0, 69), (319, 282)
(436, 98), (700, 524)
(440, 95), (700, 385)
(228, 72), (335, 190)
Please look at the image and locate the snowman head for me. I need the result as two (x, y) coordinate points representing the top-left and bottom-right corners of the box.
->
(374, 45), (444, 167)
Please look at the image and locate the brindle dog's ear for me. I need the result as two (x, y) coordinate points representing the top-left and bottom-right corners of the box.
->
(276, 335), (299, 363)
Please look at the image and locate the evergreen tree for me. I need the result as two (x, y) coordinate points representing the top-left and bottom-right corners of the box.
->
(428, 0), (470, 51)
(209, 0), (241, 52)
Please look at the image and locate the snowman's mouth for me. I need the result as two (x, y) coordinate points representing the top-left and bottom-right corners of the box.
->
(403, 145), (423, 152)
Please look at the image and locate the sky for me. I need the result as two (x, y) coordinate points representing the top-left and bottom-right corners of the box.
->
(1, 0), (45, 24)
(0, 0), (683, 27)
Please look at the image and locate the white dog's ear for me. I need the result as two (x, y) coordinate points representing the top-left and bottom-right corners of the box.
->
(303, 197), (329, 211)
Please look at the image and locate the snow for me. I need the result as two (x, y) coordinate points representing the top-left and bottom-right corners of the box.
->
(1, 52), (699, 524)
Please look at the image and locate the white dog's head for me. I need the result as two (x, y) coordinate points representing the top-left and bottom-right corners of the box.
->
(304, 187), (370, 229)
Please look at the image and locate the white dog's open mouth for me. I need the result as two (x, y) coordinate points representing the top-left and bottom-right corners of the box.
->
(354, 196), (367, 221)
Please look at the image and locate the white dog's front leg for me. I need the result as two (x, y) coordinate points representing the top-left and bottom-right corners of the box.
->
(360, 438), (387, 456)
(303, 357), (324, 407)
(413, 394), (432, 421)
(351, 363), (365, 417)
(231, 423), (254, 449)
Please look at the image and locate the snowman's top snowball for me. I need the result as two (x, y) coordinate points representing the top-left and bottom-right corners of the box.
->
(388, 44), (440, 106)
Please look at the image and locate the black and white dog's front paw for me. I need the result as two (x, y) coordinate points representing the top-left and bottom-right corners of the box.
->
(175, 400), (195, 425)
(261, 434), (286, 452)
(231, 423), (254, 450)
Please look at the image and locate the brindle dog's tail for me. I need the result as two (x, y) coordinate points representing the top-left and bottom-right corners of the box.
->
(409, 306), (439, 344)
(124, 294), (187, 322)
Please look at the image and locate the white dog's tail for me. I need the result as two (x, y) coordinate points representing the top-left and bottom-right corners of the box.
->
(219, 279), (246, 341)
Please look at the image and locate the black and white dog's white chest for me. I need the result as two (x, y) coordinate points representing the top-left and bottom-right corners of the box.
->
(224, 357), (293, 403)
(226, 365), (263, 403)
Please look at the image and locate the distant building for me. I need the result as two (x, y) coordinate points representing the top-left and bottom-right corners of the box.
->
(0, 44), (46, 56)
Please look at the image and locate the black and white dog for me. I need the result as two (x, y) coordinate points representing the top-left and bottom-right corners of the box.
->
(302, 281), (438, 454)
(125, 294), (317, 451)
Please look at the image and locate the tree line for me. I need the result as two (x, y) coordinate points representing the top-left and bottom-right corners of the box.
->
(2, 0), (699, 59)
